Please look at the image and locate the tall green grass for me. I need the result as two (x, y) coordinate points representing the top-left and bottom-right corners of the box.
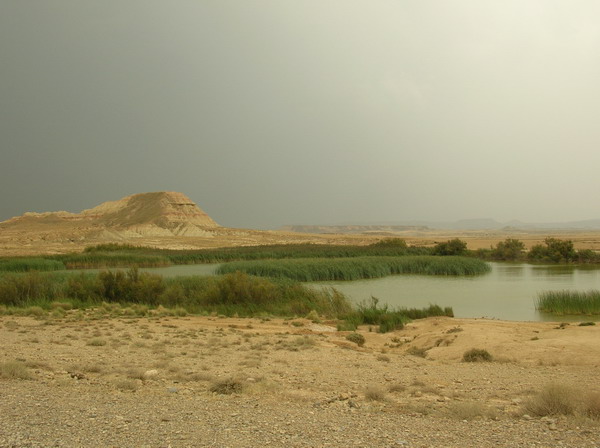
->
(216, 256), (491, 281)
(0, 258), (65, 272)
(0, 270), (453, 327)
(0, 270), (352, 318)
(339, 297), (453, 333)
(55, 253), (171, 269)
(536, 290), (600, 315)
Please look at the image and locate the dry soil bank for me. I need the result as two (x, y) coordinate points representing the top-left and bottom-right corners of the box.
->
(1, 315), (599, 447)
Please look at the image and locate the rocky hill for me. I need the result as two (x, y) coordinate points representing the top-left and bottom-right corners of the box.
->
(0, 192), (221, 252)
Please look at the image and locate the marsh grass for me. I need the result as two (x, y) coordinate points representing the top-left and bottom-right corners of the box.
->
(536, 290), (600, 315)
(0, 258), (65, 272)
(216, 256), (490, 281)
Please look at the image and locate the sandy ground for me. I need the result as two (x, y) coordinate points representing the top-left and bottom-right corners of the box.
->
(1, 314), (599, 447)
(3, 225), (600, 256)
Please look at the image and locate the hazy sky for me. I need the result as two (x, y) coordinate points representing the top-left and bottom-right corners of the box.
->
(2, 1), (599, 229)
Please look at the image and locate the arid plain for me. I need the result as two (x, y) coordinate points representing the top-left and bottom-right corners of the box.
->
(1, 192), (600, 447)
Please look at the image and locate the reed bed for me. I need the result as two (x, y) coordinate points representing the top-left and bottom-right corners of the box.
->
(216, 256), (491, 281)
(55, 253), (171, 269)
(82, 242), (431, 265)
(536, 290), (600, 315)
(0, 270), (452, 328)
(0, 258), (66, 272)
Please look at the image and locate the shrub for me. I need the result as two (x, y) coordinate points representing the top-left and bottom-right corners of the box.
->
(0, 361), (32, 380)
(345, 332), (366, 346)
(491, 238), (525, 261)
(432, 239), (467, 256)
(210, 377), (245, 394)
(524, 384), (578, 416)
(364, 385), (386, 401)
(462, 348), (493, 362)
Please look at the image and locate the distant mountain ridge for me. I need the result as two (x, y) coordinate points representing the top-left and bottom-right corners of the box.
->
(280, 218), (600, 233)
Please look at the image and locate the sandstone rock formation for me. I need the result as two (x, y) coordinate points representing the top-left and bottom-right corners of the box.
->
(0, 192), (220, 252)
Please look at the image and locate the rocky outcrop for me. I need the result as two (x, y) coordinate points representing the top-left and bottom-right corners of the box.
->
(0, 191), (219, 241)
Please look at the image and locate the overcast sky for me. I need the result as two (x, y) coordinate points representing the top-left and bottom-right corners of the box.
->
(1, 1), (599, 229)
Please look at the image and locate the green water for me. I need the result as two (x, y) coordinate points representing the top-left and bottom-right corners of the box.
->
(312, 263), (600, 322)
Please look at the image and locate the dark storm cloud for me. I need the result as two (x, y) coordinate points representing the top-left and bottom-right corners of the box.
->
(1, 1), (599, 228)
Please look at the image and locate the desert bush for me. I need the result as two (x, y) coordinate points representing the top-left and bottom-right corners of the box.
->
(345, 332), (365, 346)
(210, 377), (245, 394)
(524, 384), (579, 416)
(462, 348), (493, 362)
(364, 385), (386, 401)
(0, 361), (32, 379)
(1, 360), (34, 380)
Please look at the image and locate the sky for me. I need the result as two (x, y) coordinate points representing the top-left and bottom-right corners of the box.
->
(1, 1), (600, 229)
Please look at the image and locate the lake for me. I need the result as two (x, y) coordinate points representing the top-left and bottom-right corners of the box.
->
(312, 263), (600, 322)
(109, 262), (600, 322)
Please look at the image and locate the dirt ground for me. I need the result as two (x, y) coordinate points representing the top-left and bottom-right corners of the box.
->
(3, 225), (600, 256)
(1, 314), (599, 447)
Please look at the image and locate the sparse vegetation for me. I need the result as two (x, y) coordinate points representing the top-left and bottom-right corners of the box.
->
(0, 361), (32, 380)
(462, 348), (493, 362)
(536, 290), (600, 315)
(345, 332), (365, 346)
(364, 385), (386, 401)
(210, 377), (245, 394)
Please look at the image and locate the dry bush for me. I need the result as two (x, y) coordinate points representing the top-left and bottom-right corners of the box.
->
(524, 383), (579, 416)
(86, 338), (107, 346)
(210, 377), (245, 395)
(462, 348), (493, 362)
(345, 332), (365, 347)
(0, 361), (32, 380)
(114, 379), (139, 392)
(364, 385), (386, 401)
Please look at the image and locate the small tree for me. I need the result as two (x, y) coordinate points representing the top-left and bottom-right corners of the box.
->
(432, 238), (467, 256)
(491, 238), (525, 261)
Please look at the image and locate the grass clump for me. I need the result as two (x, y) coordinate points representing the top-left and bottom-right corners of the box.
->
(345, 332), (365, 346)
(536, 290), (600, 315)
(462, 348), (493, 362)
(364, 385), (387, 401)
(210, 377), (245, 394)
(0, 361), (32, 380)
(524, 384), (579, 416)
(525, 384), (600, 419)
(339, 297), (452, 334)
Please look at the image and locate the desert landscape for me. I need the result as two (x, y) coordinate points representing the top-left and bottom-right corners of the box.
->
(1, 313), (600, 447)
(1, 192), (600, 447)
(2, 192), (600, 257)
